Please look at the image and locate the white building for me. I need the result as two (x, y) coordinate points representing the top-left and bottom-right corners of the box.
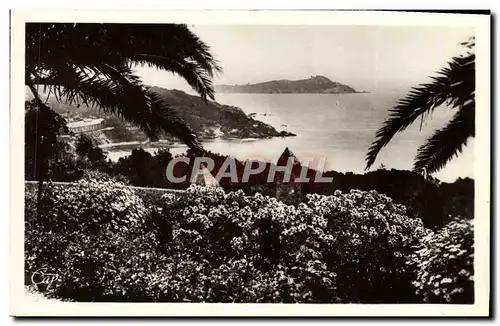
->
(192, 166), (220, 187)
(67, 118), (105, 133)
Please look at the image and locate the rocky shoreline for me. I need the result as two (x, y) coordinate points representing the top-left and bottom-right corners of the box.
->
(149, 87), (297, 140)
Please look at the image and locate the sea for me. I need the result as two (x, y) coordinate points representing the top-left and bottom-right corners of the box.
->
(106, 92), (474, 183)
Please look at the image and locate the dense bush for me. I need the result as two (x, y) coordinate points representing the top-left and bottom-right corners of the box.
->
(25, 179), (155, 300)
(35, 179), (147, 234)
(25, 225), (170, 301)
(155, 186), (428, 302)
(24, 185), (38, 225)
(409, 219), (474, 303)
(24, 182), (442, 303)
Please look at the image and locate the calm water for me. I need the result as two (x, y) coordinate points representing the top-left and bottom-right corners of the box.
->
(108, 92), (474, 182)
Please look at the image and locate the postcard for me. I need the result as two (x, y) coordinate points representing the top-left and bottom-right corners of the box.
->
(10, 9), (491, 317)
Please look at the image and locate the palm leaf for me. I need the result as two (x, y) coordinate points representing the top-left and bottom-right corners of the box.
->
(365, 53), (475, 171)
(413, 100), (475, 174)
(35, 64), (202, 149)
(26, 22), (221, 150)
(26, 23), (221, 101)
(133, 54), (216, 101)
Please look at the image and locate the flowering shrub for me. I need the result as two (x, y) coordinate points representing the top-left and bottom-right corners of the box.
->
(157, 186), (428, 302)
(25, 226), (169, 301)
(25, 183), (430, 302)
(24, 185), (38, 227)
(409, 219), (474, 303)
(81, 169), (131, 185)
(301, 190), (429, 302)
(25, 180), (150, 299)
(35, 179), (147, 234)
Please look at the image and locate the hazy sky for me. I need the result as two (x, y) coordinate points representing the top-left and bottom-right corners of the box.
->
(136, 24), (474, 93)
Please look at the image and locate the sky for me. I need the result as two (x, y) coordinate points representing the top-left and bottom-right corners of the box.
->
(136, 24), (474, 93)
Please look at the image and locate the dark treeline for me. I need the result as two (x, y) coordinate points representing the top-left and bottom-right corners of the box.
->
(113, 148), (473, 230)
(25, 111), (474, 231)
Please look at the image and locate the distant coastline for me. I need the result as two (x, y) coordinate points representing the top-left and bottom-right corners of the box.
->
(216, 75), (368, 94)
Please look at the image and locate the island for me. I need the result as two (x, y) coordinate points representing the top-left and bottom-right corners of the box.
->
(216, 75), (364, 94)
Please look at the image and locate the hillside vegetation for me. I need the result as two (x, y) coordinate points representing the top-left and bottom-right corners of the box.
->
(25, 86), (296, 143)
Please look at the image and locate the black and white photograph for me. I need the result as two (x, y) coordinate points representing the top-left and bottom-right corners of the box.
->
(9, 10), (491, 317)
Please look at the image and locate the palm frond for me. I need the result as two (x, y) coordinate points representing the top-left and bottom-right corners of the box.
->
(133, 54), (216, 101)
(116, 23), (222, 77)
(25, 23), (223, 149)
(36, 65), (202, 149)
(26, 23), (221, 101)
(413, 100), (475, 174)
(147, 91), (203, 151)
(365, 53), (475, 170)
